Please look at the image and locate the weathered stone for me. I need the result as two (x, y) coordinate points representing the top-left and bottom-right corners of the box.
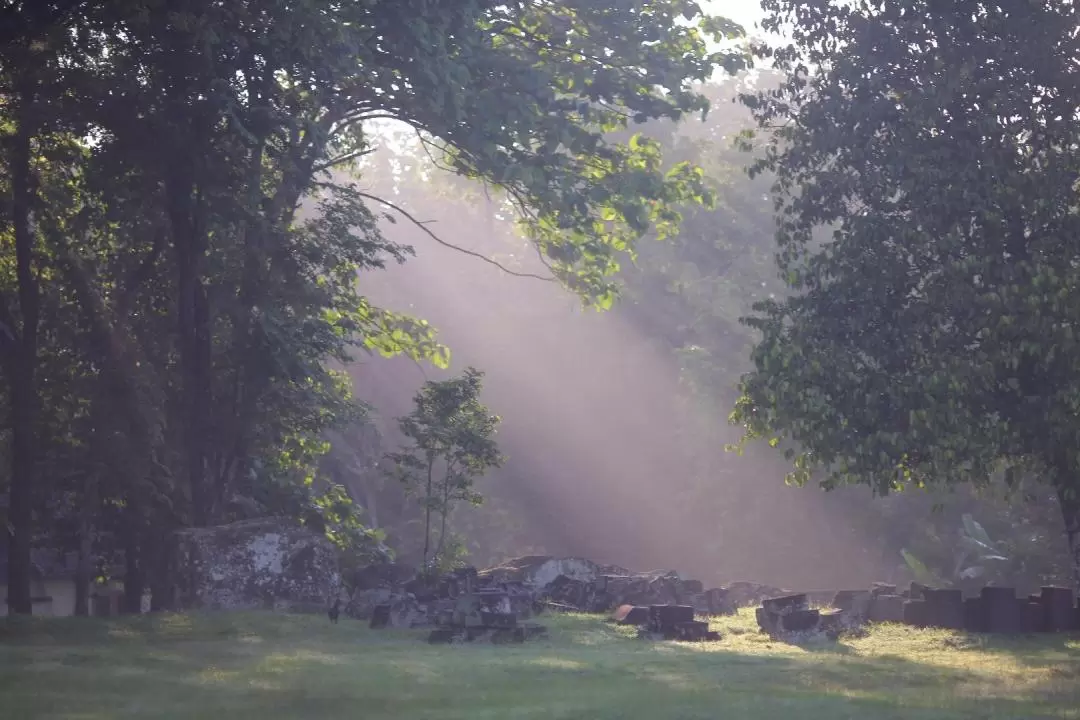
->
(762, 593), (808, 615)
(346, 587), (397, 619)
(427, 628), (456, 644)
(868, 594), (906, 623)
(169, 517), (342, 612)
(545, 574), (590, 609)
(345, 562), (415, 592)
(871, 583), (898, 597)
(649, 604), (695, 635)
(479, 556), (599, 589)
(902, 599), (927, 627)
(370, 603), (391, 629)
(1040, 586), (1076, 632)
(368, 594), (427, 628)
(909, 582), (930, 600)
(981, 587), (1021, 634)
(1021, 600), (1044, 633)
(832, 590), (873, 618)
(782, 608), (820, 632)
(922, 588), (964, 630)
(674, 620), (710, 641)
(612, 604), (650, 626)
(682, 579), (704, 595)
(724, 582), (789, 609)
(963, 597), (984, 632)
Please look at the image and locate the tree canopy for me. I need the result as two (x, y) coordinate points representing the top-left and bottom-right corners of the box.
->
(0, 0), (748, 613)
(730, 0), (1080, 586)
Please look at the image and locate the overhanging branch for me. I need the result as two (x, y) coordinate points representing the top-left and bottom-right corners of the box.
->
(354, 191), (555, 282)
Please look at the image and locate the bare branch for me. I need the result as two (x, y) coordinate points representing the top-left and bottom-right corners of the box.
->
(354, 190), (555, 282)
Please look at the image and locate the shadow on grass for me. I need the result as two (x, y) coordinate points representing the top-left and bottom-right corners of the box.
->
(1, 611), (1077, 720)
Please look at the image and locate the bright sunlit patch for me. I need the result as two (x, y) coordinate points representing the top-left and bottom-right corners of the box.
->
(528, 656), (587, 670)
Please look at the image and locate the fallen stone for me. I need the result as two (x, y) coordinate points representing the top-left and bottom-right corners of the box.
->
(674, 620), (711, 641)
(612, 604), (650, 626)
(479, 556), (600, 589)
(782, 608), (820, 632)
(832, 590), (873, 618)
(649, 604), (695, 635)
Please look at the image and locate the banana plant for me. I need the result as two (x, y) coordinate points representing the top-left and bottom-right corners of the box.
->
(901, 514), (1010, 588)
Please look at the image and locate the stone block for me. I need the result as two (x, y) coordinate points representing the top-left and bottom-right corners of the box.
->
(871, 583), (898, 597)
(868, 594), (906, 623)
(963, 597), (984, 632)
(1022, 600), (1044, 633)
(370, 603), (391, 629)
(922, 588), (964, 630)
(649, 604), (694, 634)
(781, 608), (820, 632)
(902, 599), (927, 627)
(674, 620), (710, 641)
(612, 604), (650, 625)
(981, 587), (1021, 634)
(1040, 586), (1076, 632)
(762, 593), (808, 615)
(169, 517), (344, 612)
(832, 590), (873, 618)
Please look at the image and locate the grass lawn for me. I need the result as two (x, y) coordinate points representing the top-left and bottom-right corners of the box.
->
(1, 609), (1077, 719)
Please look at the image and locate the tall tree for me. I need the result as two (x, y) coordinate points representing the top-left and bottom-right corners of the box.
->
(730, 0), (1080, 587)
(3, 0), (751, 612)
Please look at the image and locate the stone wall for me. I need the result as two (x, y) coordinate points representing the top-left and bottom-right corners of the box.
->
(169, 517), (341, 612)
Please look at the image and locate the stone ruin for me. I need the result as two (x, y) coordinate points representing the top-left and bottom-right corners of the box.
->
(613, 603), (722, 642)
(752, 582), (1080, 643)
(346, 555), (793, 646)
(416, 567), (547, 644)
(349, 555), (787, 634)
(169, 517), (344, 612)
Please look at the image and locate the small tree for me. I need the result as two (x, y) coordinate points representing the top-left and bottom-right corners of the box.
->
(386, 367), (503, 574)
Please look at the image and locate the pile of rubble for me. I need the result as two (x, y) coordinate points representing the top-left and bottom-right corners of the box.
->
(347, 556), (790, 638)
(755, 591), (870, 642)
(347, 555), (783, 629)
(752, 582), (1080, 642)
(612, 603), (722, 642)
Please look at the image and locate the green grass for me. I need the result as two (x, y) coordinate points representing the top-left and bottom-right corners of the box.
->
(1, 609), (1077, 719)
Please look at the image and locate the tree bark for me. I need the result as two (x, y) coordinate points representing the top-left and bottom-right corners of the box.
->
(167, 171), (212, 527)
(2, 70), (40, 616)
(121, 499), (144, 614)
(73, 519), (92, 617)
(1057, 485), (1080, 593)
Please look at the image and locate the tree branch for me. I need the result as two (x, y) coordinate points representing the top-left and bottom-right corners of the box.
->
(353, 191), (555, 282)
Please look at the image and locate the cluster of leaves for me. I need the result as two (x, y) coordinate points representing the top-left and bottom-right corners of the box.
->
(728, 0), (1080, 586)
(2, 0), (747, 612)
(384, 367), (504, 575)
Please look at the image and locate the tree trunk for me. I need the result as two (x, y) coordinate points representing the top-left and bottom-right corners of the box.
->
(1058, 485), (1080, 593)
(167, 172), (212, 527)
(146, 523), (171, 612)
(121, 500), (144, 614)
(3, 71), (40, 616)
(73, 515), (93, 617)
(422, 458), (434, 571)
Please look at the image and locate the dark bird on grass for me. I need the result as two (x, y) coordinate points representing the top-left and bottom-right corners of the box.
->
(328, 598), (341, 624)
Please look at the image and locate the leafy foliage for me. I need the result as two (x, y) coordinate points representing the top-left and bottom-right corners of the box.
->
(729, 0), (1080, 587)
(0, 0), (750, 613)
(385, 367), (504, 574)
